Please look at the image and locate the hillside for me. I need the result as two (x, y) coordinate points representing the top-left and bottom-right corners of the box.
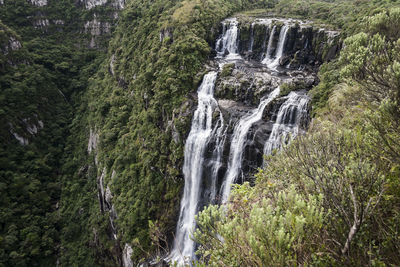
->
(1, 0), (399, 266)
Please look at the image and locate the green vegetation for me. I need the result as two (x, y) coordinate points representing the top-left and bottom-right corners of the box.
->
(220, 63), (235, 78)
(0, 1), (108, 266)
(2, 0), (400, 266)
(195, 7), (400, 266)
(278, 81), (308, 97)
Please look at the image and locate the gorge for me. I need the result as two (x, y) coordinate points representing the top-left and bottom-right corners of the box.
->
(2, 1), (399, 266)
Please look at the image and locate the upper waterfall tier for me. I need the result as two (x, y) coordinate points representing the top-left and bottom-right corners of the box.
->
(215, 18), (240, 59)
(215, 17), (340, 70)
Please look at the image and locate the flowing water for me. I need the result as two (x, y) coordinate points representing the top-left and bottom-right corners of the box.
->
(169, 72), (220, 265)
(248, 22), (255, 52)
(262, 24), (289, 69)
(264, 91), (309, 156)
(170, 19), (241, 264)
(220, 87), (280, 203)
(216, 18), (240, 59)
(264, 25), (276, 62)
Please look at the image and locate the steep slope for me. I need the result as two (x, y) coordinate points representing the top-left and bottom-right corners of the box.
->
(0, 0), (125, 265)
(0, 20), (71, 267)
(2, 0), (399, 266)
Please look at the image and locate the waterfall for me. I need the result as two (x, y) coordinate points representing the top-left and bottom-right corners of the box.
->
(262, 25), (289, 69)
(263, 25), (276, 62)
(169, 72), (221, 265)
(216, 18), (239, 58)
(209, 114), (227, 203)
(220, 87), (280, 203)
(168, 16), (318, 266)
(263, 91), (309, 156)
(248, 23), (255, 52)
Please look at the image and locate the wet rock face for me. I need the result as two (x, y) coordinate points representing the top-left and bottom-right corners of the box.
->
(215, 61), (281, 105)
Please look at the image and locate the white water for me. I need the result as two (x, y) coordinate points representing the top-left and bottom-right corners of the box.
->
(263, 91), (309, 156)
(264, 25), (276, 61)
(170, 20), (243, 264)
(221, 87), (280, 203)
(262, 25), (289, 69)
(209, 114), (227, 203)
(248, 23), (255, 52)
(216, 18), (240, 59)
(170, 17), (313, 265)
(169, 72), (220, 265)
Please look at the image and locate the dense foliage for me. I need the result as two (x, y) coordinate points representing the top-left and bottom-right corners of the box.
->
(0, 1), (108, 266)
(195, 7), (400, 266)
(2, 0), (400, 266)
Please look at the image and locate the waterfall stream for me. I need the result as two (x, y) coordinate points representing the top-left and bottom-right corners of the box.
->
(248, 22), (255, 52)
(169, 72), (220, 264)
(263, 91), (310, 157)
(262, 24), (289, 69)
(220, 87), (280, 203)
(170, 19), (241, 265)
(264, 25), (276, 62)
(216, 18), (240, 59)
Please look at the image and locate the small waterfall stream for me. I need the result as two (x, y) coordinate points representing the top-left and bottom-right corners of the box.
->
(216, 18), (239, 58)
(220, 87), (280, 203)
(263, 91), (310, 157)
(262, 24), (289, 69)
(264, 25), (276, 62)
(209, 115), (227, 203)
(248, 22), (255, 52)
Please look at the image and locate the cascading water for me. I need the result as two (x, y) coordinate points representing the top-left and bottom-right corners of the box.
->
(262, 24), (289, 69)
(216, 18), (239, 58)
(169, 18), (242, 266)
(166, 15), (336, 266)
(208, 115), (227, 203)
(264, 25), (276, 62)
(220, 87), (280, 203)
(169, 72), (220, 265)
(248, 22), (255, 52)
(263, 91), (309, 157)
